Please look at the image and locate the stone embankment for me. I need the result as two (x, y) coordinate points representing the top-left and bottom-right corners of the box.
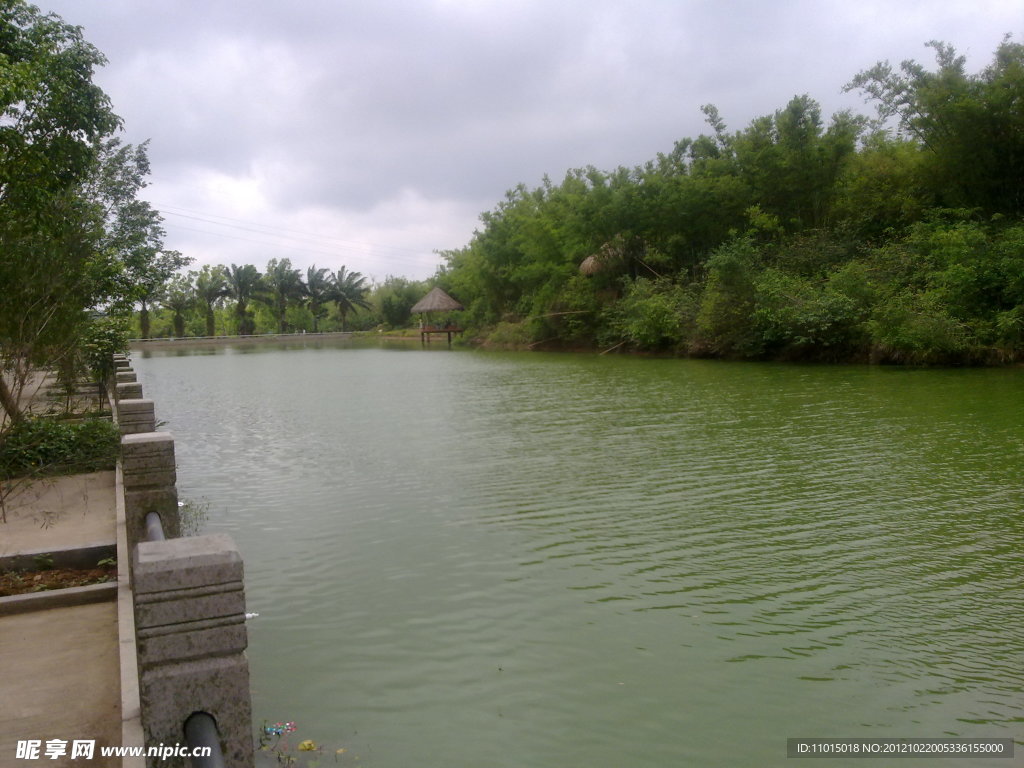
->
(129, 330), (354, 348)
(0, 355), (256, 767)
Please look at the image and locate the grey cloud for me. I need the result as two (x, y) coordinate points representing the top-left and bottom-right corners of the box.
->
(36, 0), (1021, 279)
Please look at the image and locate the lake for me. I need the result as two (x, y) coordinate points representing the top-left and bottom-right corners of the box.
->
(132, 341), (1023, 767)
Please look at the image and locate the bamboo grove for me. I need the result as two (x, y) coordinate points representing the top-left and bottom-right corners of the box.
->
(434, 38), (1024, 363)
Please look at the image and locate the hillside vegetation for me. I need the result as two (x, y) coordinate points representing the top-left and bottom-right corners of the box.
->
(434, 38), (1024, 364)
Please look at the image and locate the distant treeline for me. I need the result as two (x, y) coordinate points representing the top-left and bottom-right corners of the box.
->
(433, 38), (1024, 364)
(137, 261), (430, 338)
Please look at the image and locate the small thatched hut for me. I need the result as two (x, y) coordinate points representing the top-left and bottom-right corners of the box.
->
(411, 286), (464, 314)
(412, 287), (464, 344)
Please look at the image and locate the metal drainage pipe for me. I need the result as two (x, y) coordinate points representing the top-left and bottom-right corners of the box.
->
(144, 511), (165, 542)
(183, 712), (225, 768)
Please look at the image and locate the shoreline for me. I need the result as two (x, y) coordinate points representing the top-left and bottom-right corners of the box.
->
(127, 331), (440, 350)
(127, 332), (1024, 367)
(129, 331), (357, 348)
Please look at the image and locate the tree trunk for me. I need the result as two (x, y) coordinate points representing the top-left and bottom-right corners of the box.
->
(236, 303), (250, 335)
(139, 301), (151, 339)
(0, 376), (24, 425)
(277, 299), (288, 334)
(205, 307), (216, 337)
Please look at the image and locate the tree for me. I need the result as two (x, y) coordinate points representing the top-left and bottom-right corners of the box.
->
(304, 265), (332, 333)
(226, 263), (261, 335)
(0, 191), (102, 421)
(831, 132), (929, 239)
(0, 2), (120, 201)
(261, 258), (304, 333)
(193, 265), (229, 337)
(728, 96), (862, 230)
(695, 236), (764, 356)
(0, 2), (189, 423)
(332, 266), (371, 331)
(847, 37), (1024, 215)
(0, 2), (119, 424)
(133, 249), (190, 339)
(86, 138), (190, 336)
(159, 275), (194, 338)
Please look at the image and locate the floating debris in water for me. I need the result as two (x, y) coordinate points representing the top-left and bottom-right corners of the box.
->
(263, 721), (296, 736)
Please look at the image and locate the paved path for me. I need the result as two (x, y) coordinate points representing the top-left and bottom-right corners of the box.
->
(0, 602), (121, 767)
(0, 471), (120, 767)
(1, 471), (116, 555)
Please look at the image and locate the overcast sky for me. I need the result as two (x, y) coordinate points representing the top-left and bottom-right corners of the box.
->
(37, 0), (1021, 282)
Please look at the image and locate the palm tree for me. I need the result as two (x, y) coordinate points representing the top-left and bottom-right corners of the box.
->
(137, 288), (158, 340)
(226, 263), (261, 335)
(331, 266), (372, 331)
(160, 275), (194, 338)
(304, 265), (332, 333)
(261, 258), (304, 334)
(193, 265), (229, 337)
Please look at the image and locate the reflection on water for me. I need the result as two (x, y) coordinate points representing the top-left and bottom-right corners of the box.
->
(133, 344), (1024, 767)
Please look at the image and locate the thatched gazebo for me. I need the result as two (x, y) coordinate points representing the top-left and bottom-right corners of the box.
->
(412, 286), (464, 345)
(411, 286), (464, 314)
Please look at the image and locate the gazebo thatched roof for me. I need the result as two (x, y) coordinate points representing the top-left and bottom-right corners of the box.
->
(579, 237), (626, 275)
(411, 286), (464, 313)
(579, 254), (603, 275)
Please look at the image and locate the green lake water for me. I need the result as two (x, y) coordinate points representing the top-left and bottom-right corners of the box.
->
(133, 342), (1023, 767)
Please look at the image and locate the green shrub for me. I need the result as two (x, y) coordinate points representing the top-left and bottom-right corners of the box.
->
(485, 321), (535, 347)
(81, 317), (129, 399)
(529, 274), (604, 344)
(867, 291), (970, 363)
(606, 277), (693, 351)
(81, 318), (129, 379)
(753, 268), (864, 355)
(695, 237), (765, 356)
(995, 305), (1024, 348)
(0, 418), (120, 480)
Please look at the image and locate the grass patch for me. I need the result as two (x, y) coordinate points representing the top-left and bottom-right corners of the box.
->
(0, 417), (120, 480)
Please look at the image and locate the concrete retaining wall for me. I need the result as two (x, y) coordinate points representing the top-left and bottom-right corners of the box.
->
(111, 354), (255, 768)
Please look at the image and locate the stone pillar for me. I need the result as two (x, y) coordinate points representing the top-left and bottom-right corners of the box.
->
(116, 370), (138, 383)
(122, 433), (180, 546)
(117, 381), (144, 401)
(114, 355), (132, 371)
(117, 399), (157, 436)
(134, 535), (254, 768)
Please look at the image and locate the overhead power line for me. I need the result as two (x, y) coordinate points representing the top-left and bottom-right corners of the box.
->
(167, 223), (382, 265)
(155, 203), (430, 256)
(151, 202), (446, 269)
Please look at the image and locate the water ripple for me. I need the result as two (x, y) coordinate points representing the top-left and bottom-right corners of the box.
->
(135, 348), (1024, 767)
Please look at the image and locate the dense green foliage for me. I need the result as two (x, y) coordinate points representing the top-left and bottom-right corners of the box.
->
(138, 260), (419, 337)
(0, 417), (120, 480)
(435, 38), (1024, 363)
(132, 35), (1023, 365)
(0, 1), (182, 424)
